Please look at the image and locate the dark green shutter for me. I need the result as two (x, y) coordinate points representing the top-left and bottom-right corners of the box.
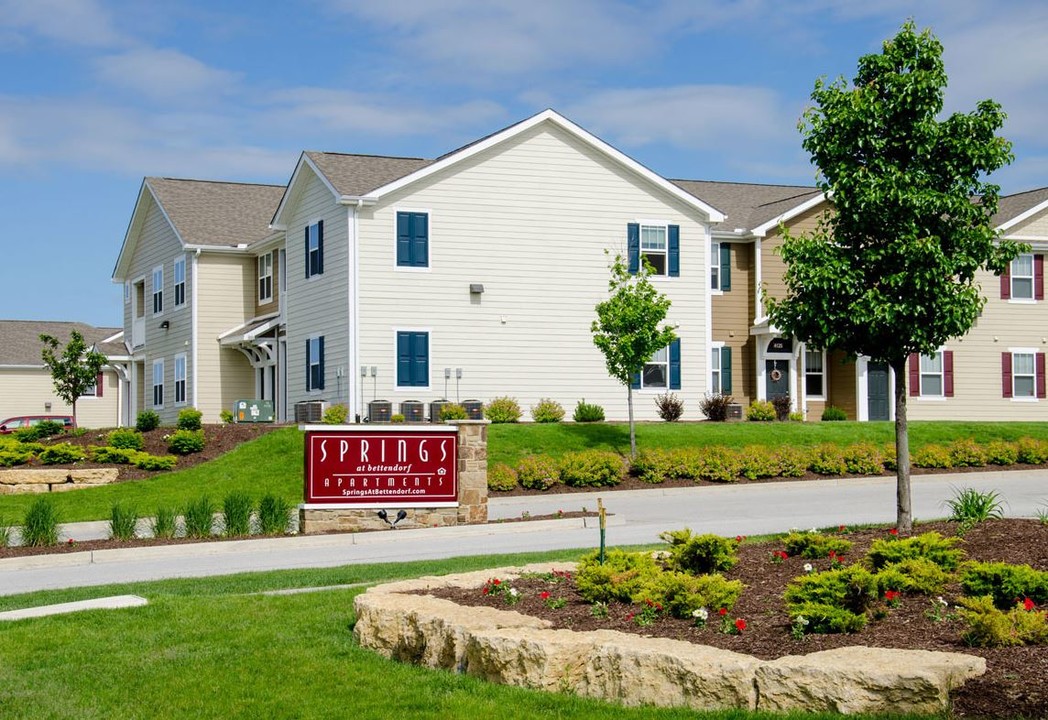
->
(668, 225), (680, 277)
(413, 332), (429, 385)
(317, 220), (324, 275)
(669, 338), (681, 390)
(720, 244), (731, 291)
(304, 226), (310, 279)
(414, 213), (429, 267)
(397, 332), (411, 386)
(396, 213), (411, 266)
(317, 336), (325, 390)
(305, 339), (311, 390)
(627, 223), (639, 274)
(631, 371), (640, 389)
(721, 346), (732, 394)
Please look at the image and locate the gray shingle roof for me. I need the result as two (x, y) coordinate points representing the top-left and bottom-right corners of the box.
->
(671, 179), (822, 231)
(993, 186), (1048, 229)
(146, 178), (285, 247)
(304, 152), (432, 198)
(0, 321), (122, 366)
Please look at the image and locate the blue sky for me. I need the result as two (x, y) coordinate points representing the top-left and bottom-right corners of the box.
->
(3, 0), (1047, 329)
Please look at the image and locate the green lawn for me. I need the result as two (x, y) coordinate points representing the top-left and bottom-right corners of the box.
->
(1, 421), (1045, 525)
(0, 551), (922, 720)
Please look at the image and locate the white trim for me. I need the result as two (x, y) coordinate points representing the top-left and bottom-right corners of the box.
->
(172, 254), (187, 310)
(393, 327), (432, 392)
(258, 251), (274, 304)
(393, 207), (433, 272)
(298, 502), (459, 510)
(190, 251), (199, 409)
(306, 334), (325, 394)
(803, 347), (826, 401)
(151, 264), (164, 317)
(754, 238), (764, 319)
(917, 348), (947, 399)
(997, 198), (1048, 233)
(173, 352), (187, 407)
(349, 206), (360, 421)
(271, 153), (341, 228)
(856, 357), (895, 422)
(751, 192), (828, 237)
(305, 219), (324, 279)
(151, 357), (165, 410)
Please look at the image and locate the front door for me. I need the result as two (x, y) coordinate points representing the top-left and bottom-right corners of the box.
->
(765, 359), (790, 400)
(868, 362), (890, 421)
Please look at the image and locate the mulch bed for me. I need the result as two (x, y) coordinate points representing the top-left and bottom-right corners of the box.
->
(426, 519), (1048, 720)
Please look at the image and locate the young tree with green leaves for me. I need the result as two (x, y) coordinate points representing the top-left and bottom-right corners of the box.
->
(592, 253), (676, 458)
(767, 21), (1022, 531)
(39, 330), (108, 427)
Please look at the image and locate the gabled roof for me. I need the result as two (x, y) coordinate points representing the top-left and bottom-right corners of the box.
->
(273, 109), (725, 226)
(671, 179), (822, 233)
(0, 321), (122, 366)
(994, 186), (1048, 233)
(113, 178), (285, 280)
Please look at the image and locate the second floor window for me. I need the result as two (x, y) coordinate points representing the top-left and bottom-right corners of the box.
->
(173, 256), (186, 307)
(152, 266), (163, 315)
(258, 252), (273, 302)
(396, 212), (429, 268)
(628, 223), (680, 277)
(306, 221), (324, 278)
(1011, 254), (1034, 300)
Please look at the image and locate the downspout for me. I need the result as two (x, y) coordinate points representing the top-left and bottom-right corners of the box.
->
(349, 202), (361, 422)
(191, 248), (200, 411)
(705, 225), (714, 395)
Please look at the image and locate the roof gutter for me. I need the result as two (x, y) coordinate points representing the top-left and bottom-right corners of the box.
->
(182, 243), (251, 255)
(338, 196), (378, 207)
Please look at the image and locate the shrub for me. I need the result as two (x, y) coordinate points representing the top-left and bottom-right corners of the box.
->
(911, 444), (954, 468)
(808, 444), (848, 476)
(782, 531), (853, 560)
(0, 520), (10, 548)
(874, 558), (951, 596)
(654, 392), (684, 421)
(957, 595), (1048, 647)
(530, 398), (565, 423)
(867, 532), (966, 571)
(257, 493), (293, 535)
(516, 455), (560, 491)
(220, 408), (236, 424)
(788, 602), (867, 634)
(91, 446), (137, 464)
(439, 403), (468, 421)
(558, 450), (624, 488)
(630, 449), (671, 484)
(176, 407), (203, 431)
(0, 448), (35, 467)
(948, 439), (987, 467)
(660, 529), (739, 574)
(390, 413), (406, 423)
(222, 492), (254, 536)
(182, 496), (216, 538)
(21, 497), (60, 546)
(1016, 437), (1048, 464)
(107, 428), (144, 451)
(984, 440), (1019, 466)
(784, 564), (879, 615)
(135, 410), (160, 432)
(572, 399), (605, 423)
(322, 404), (349, 425)
(788, 411), (804, 422)
(821, 406), (847, 421)
(484, 396), (522, 423)
(776, 446), (811, 478)
(959, 562), (1048, 610)
(14, 420), (67, 442)
(108, 503), (138, 541)
(771, 394), (791, 421)
(38, 443), (85, 465)
(487, 463), (518, 492)
(575, 549), (661, 604)
(133, 453), (177, 471)
(699, 393), (733, 421)
(945, 488), (1004, 527)
(167, 429), (205, 455)
(151, 506), (178, 539)
(637, 571), (743, 618)
(696, 447), (740, 483)
(746, 400), (775, 422)
(737, 445), (780, 480)
(842, 443), (884, 475)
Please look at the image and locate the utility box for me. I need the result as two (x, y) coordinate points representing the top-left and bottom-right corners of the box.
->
(400, 400), (424, 423)
(462, 399), (484, 420)
(236, 399), (274, 423)
(368, 400), (392, 423)
(726, 403), (743, 421)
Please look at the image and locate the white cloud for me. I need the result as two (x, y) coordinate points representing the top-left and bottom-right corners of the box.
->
(0, 0), (122, 48)
(94, 48), (242, 103)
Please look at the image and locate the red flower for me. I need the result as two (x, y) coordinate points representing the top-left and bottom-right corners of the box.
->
(888, 528), (898, 536)
(1023, 597), (1035, 611)
(492, 578), (501, 585)
(718, 607), (728, 616)
(839, 524), (846, 532)
(828, 550), (837, 558)
(735, 535), (745, 542)
(655, 603), (663, 612)
(885, 590), (901, 603)
(482, 587), (490, 595)
(540, 591), (551, 600)
(735, 618), (747, 632)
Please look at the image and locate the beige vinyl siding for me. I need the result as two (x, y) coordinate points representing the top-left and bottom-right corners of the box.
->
(354, 122), (710, 421)
(284, 169), (351, 411)
(195, 254), (256, 422)
(760, 204), (828, 303)
(254, 250), (281, 317)
(713, 242), (756, 408)
(0, 368), (121, 429)
(1005, 208), (1048, 238)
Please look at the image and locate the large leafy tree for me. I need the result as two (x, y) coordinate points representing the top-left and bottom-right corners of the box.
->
(39, 330), (108, 427)
(592, 253), (676, 458)
(767, 21), (1021, 531)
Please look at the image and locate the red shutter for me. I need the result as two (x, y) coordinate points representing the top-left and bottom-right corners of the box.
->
(1036, 255), (1044, 301)
(96, 372), (103, 398)
(943, 351), (954, 398)
(1038, 353), (1046, 399)
(1002, 353), (1013, 398)
(908, 353), (920, 397)
(1001, 264), (1011, 299)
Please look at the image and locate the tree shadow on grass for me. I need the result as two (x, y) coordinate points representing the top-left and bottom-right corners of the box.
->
(559, 423), (631, 454)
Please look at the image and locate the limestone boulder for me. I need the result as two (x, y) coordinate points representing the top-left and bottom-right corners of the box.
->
(755, 645), (986, 716)
(0, 469), (68, 485)
(466, 627), (616, 691)
(69, 469), (119, 485)
(0, 483), (49, 495)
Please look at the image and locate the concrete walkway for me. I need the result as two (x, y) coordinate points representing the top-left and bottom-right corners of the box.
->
(1, 469), (1044, 597)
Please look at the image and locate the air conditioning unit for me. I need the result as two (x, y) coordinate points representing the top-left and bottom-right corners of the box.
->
(294, 400), (329, 423)
(368, 400), (392, 423)
(726, 403), (743, 421)
(400, 400), (424, 423)
(429, 400), (450, 423)
(462, 399), (484, 420)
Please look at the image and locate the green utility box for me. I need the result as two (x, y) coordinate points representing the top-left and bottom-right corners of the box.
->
(235, 399), (274, 423)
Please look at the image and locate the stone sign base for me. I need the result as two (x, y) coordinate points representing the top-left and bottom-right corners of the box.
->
(299, 420), (488, 534)
(0, 468), (119, 494)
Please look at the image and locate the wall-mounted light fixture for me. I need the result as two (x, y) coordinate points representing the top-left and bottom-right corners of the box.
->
(469, 283), (484, 294)
(159, 320), (170, 330)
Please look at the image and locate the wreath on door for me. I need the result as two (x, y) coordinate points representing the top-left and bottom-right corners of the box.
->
(770, 369), (783, 383)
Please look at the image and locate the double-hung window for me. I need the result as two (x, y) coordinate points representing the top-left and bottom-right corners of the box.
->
(396, 212), (429, 268)
(805, 349), (825, 398)
(396, 331), (429, 387)
(633, 339), (682, 390)
(711, 242), (721, 290)
(152, 266), (164, 315)
(258, 252), (273, 302)
(1012, 254), (1034, 300)
(306, 336), (325, 391)
(710, 345), (732, 395)
(920, 352), (944, 397)
(152, 359), (164, 408)
(640, 225), (667, 275)
(627, 223), (680, 277)
(173, 256), (186, 308)
(1002, 350), (1046, 399)
(305, 221), (324, 278)
(83, 373), (102, 398)
(174, 354), (187, 405)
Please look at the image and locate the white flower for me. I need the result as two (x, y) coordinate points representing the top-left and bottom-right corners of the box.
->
(509, 588), (519, 597)
(810, 527), (818, 534)
(796, 615), (809, 626)
(650, 550), (671, 560)
(692, 607), (709, 621)
(937, 596), (948, 607)
(803, 563), (814, 573)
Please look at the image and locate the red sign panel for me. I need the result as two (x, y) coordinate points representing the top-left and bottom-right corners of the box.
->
(304, 428), (458, 506)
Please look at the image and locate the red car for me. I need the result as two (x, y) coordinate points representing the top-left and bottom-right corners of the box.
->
(0, 415), (76, 434)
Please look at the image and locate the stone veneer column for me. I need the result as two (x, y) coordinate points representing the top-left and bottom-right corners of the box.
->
(298, 420), (489, 534)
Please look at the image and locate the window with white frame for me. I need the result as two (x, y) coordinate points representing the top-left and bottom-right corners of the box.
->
(711, 347), (722, 394)
(174, 354), (187, 405)
(306, 336), (324, 391)
(643, 346), (669, 388)
(173, 256), (186, 307)
(1011, 254), (1034, 300)
(920, 351), (945, 397)
(805, 349), (825, 397)
(83, 373), (99, 397)
(152, 266), (164, 315)
(640, 225), (667, 275)
(258, 252), (273, 302)
(152, 359), (164, 408)
(1013, 352), (1036, 398)
(711, 242), (720, 290)
(306, 221), (323, 278)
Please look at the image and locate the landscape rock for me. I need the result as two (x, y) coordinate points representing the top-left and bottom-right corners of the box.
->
(68, 469), (120, 485)
(0, 469), (68, 485)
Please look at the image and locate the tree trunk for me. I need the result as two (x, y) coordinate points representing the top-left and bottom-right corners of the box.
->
(891, 358), (912, 532)
(627, 385), (636, 459)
